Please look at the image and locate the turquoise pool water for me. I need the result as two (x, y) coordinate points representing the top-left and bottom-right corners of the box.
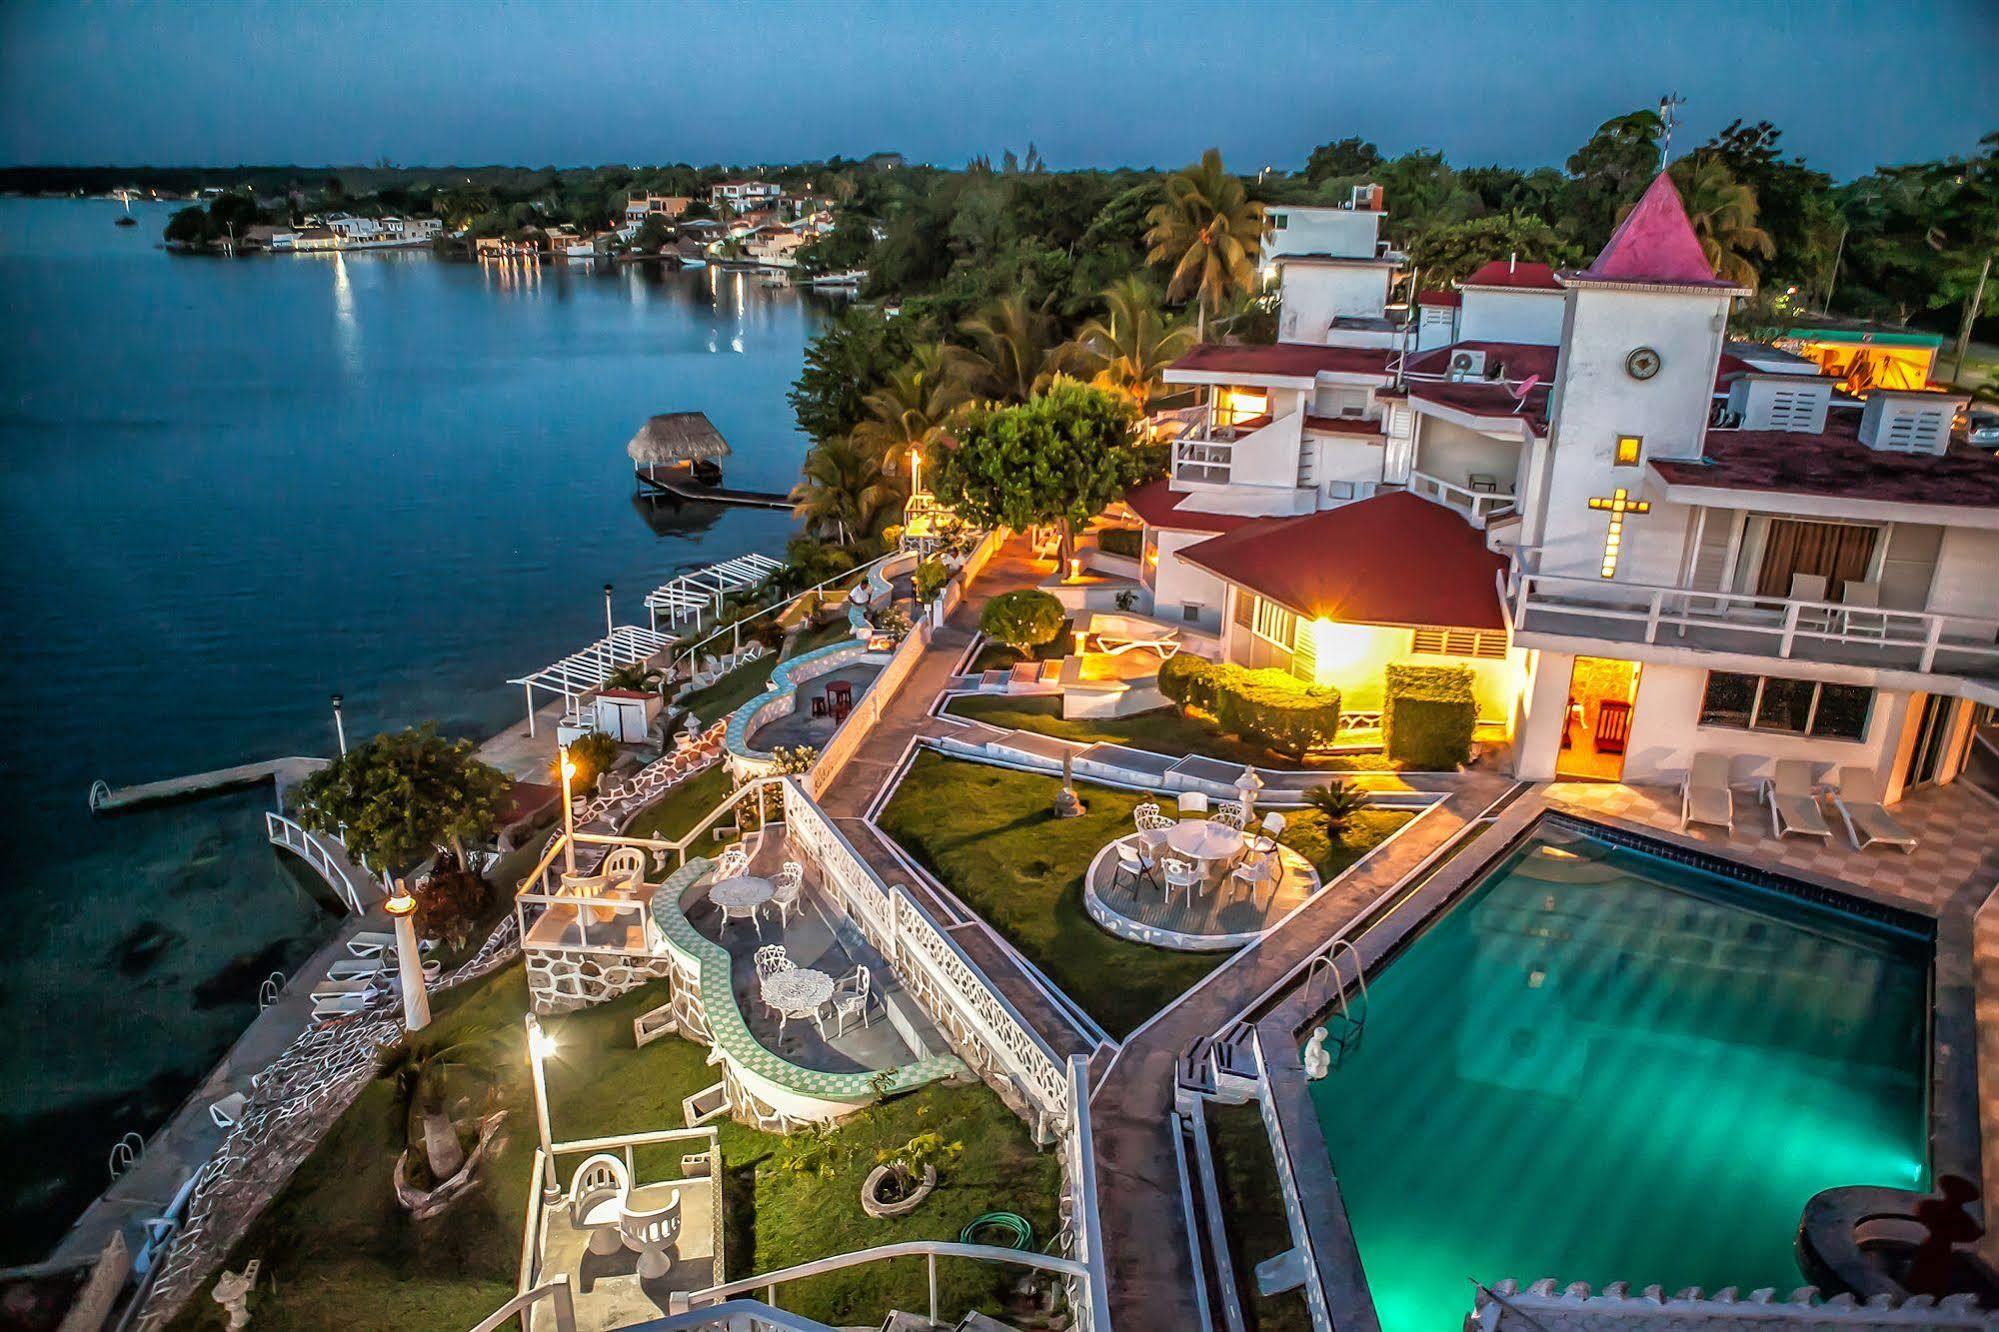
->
(1306, 823), (1930, 1329)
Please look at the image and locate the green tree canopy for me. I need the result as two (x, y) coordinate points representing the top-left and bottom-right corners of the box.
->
(295, 723), (510, 871)
(979, 589), (1067, 655)
(1304, 136), (1383, 184)
(1404, 212), (1579, 284)
(933, 380), (1146, 565)
(1146, 148), (1264, 340)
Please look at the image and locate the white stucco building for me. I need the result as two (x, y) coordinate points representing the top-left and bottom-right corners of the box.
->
(1121, 173), (1983, 800)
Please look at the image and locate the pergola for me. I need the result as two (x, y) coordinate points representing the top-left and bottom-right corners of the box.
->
(645, 552), (785, 630)
(508, 624), (677, 735)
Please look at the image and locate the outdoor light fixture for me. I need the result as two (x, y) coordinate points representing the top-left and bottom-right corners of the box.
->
(1587, 487), (1650, 579)
(386, 877), (430, 1032)
(384, 883), (416, 916)
(559, 749), (578, 874)
(524, 1014), (561, 1200)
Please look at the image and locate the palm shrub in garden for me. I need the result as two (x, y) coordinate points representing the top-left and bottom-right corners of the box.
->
(1303, 780), (1369, 844)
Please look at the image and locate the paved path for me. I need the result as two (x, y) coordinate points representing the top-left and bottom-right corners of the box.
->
(814, 539), (1103, 1062)
(1088, 771), (1512, 1331)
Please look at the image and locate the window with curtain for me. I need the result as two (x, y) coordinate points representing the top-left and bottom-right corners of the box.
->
(1754, 519), (1878, 600)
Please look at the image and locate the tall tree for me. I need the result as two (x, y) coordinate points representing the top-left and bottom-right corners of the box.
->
(1303, 136), (1383, 185)
(1404, 212), (1579, 284)
(853, 341), (970, 479)
(933, 380), (1148, 568)
(1067, 276), (1195, 417)
(789, 435), (899, 547)
(789, 307), (913, 442)
(1145, 149), (1265, 341)
(1565, 108), (1665, 249)
(956, 295), (1067, 402)
(1699, 118), (1834, 289)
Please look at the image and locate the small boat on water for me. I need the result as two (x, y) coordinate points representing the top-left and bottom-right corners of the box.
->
(808, 269), (866, 288)
(115, 215), (137, 228)
(627, 412), (791, 509)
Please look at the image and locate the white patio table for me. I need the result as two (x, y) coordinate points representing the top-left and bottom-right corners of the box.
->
(761, 967), (836, 1039)
(1164, 820), (1246, 866)
(708, 875), (774, 913)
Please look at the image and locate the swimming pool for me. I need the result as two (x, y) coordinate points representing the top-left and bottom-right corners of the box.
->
(1306, 819), (1931, 1329)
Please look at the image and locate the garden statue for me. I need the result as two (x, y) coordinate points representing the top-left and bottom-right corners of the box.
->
(1052, 750), (1085, 818)
(1303, 1026), (1332, 1080)
(212, 1259), (260, 1330)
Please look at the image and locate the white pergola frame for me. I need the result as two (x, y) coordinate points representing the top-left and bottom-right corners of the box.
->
(508, 624), (677, 735)
(645, 553), (786, 630)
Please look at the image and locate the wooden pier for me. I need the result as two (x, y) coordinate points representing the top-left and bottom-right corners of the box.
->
(634, 468), (793, 510)
(88, 756), (329, 814)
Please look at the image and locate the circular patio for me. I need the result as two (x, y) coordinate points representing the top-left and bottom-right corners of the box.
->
(1082, 832), (1320, 952)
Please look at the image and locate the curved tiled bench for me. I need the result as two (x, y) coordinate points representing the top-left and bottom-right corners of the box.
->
(846, 550), (919, 633)
(723, 640), (876, 770)
(648, 857), (963, 1118)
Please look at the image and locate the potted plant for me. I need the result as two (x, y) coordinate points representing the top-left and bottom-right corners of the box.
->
(862, 1131), (962, 1218)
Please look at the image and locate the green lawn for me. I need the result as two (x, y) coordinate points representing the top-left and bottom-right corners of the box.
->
(943, 695), (1400, 772)
(679, 654), (781, 727)
(1205, 1101), (1312, 1332)
(620, 763), (735, 850)
(170, 967), (1059, 1331)
(784, 616), (855, 660)
(875, 752), (1412, 1039)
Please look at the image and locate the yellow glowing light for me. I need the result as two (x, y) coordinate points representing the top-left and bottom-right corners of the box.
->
(1305, 617), (1381, 685)
(1068, 557), (1082, 581)
(1587, 487), (1649, 579)
(1615, 434), (1643, 466)
(385, 883), (417, 916)
(560, 755), (577, 782)
(529, 1029), (558, 1060)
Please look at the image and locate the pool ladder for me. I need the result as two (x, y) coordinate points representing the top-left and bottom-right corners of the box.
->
(1306, 938), (1368, 1063)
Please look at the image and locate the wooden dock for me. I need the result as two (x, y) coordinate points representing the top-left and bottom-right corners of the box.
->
(89, 756), (329, 814)
(634, 469), (793, 510)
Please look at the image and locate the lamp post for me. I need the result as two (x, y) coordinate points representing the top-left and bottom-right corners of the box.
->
(910, 447), (921, 496)
(384, 879), (430, 1033)
(330, 693), (348, 758)
(1235, 766), (1266, 827)
(559, 750), (578, 875)
(603, 582), (615, 638)
(524, 1014), (561, 1202)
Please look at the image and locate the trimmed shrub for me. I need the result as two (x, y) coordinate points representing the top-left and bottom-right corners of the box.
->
(1159, 656), (1340, 757)
(1097, 527), (1143, 559)
(980, 589), (1066, 655)
(566, 730), (622, 791)
(1383, 663), (1477, 770)
(1211, 668), (1342, 758)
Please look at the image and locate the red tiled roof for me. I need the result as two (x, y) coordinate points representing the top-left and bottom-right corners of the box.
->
(1569, 172), (1737, 290)
(1652, 416), (1999, 508)
(1176, 492), (1509, 630)
(1304, 415), (1386, 437)
(1167, 343), (1395, 380)
(1416, 289), (1461, 307)
(1407, 382), (1550, 437)
(1121, 477), (1262, 534)
(1405, 342), (1559, 380)
(1460, 260), (1561, 291)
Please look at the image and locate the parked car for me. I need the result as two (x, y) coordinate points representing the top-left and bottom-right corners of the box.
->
(1968, 410), (1999, 449)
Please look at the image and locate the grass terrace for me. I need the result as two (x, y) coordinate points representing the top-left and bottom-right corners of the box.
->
(1204, 1101), (1312, 1332)
(168, 968), (1060, 1331)
(680, 654), (782, 727)
(943, 695), (1401, 772)
(619, 763), (734, 845)
(876, 751), (1412, 1038)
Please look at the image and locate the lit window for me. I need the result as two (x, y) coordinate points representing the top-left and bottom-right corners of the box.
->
(1698, 672), (1872, 741)
(1614, 434), (1643, 466)
(1252, 597), (1297, 649)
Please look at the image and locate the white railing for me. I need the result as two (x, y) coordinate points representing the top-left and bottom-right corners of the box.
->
(263, 812), (367, 914)
(1407, 469), (1516, 528)
(467, 1276), (576, 1332)
(1172, 439), (1233, 485)
(1511, 567), (1999, 678)
(668, 1241), (1091, 1322)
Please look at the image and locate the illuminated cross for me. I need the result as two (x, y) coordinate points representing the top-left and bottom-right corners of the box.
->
(1587, 487), (1650, 579)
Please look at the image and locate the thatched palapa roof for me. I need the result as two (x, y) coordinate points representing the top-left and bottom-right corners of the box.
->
(627, 412), (732, 465)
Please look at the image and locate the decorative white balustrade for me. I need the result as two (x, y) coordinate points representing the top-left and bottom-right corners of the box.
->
(263, 812), (368, 914)
(1408, 469), (1517, 528)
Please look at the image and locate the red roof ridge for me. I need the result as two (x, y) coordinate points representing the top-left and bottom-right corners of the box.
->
(1459, 260), (1561, 291)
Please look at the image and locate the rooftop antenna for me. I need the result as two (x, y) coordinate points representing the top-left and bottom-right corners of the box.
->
(1657, 92), (1685, 170)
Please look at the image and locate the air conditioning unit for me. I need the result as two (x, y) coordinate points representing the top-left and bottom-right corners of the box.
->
(1449, 349), (1487, 381)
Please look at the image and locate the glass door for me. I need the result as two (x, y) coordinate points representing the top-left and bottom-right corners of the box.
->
(1903, 694), (1957, 791)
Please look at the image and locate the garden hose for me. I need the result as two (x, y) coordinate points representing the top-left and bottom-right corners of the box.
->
(959, 1211), (1034, 1249)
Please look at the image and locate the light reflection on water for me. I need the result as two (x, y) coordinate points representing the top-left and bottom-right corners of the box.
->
(0, 197), (840, 1258)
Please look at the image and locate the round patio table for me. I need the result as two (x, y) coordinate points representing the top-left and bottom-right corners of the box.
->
(709, 875), (774, 913)
(761, 967), (836, 1036)
(1164, 820), (1246, 864)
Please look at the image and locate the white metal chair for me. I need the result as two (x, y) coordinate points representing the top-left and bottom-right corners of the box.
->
(619, 1193), (682, 1280)
(1763, 759), (1833, 840)
(1111, 838), (1157, 895)
(830, 965), (872, 1036)
(1162, 855), (1202, 908)
(568, 1152), (632, 1256)
(712, 846), (750, 882)
(1830, 767), (1919, 853)
(753, 945), (794, 983)
(1230, 851), (1279, 905)
(768, 861), (805, 928)
(1213, 801), (1248, 831)
(1247, 811), (1285, 858)
(1177, 792), (1209, 819)
(718, 898), (762, 938)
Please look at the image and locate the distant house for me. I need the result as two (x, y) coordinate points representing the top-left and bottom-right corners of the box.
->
(624, 194), (692, 226)
(744, 228), (811, 268)
(291, 226), (338, 252)
(707, 179), (782, 210)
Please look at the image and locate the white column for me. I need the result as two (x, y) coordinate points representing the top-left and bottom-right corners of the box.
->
(560, 750), (577, 875)
(525, 1015), (561, 1201)
(385, 882), (430, 1032)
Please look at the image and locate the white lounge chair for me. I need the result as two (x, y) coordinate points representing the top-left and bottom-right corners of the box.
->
(310, 991), (370, 1021)
(1763, 759), (1833, 840)
(1680, 752), (1735, 833)
(346, 931), (436, 960)
(1177, 792), (1209, 819)
(327, 957), (440, 983)
(1831, 767), (1919, 853)
(568, 1152), (631, 1256)
(601, 846), (648, 887)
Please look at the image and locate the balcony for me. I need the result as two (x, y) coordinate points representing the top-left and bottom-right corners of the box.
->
(1508, 564), (1999, 698)
(1408, 469), (1516, 529)
(1172, 438), (1233, 486)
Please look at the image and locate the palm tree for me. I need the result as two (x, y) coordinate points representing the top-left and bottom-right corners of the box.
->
(1145, 149), (1265, 341)
(956, 296), (1066, 403)
(1666, 155), (1775, 290)
(1068, 276), (1195, 418)
(853, 341), (969, 482)
(790, 436), (898, 547)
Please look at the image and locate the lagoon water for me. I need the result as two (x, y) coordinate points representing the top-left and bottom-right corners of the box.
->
(0, 198), (828, 1258)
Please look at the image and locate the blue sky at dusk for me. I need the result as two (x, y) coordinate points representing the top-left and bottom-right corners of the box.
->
(2, 0), (1993, 177)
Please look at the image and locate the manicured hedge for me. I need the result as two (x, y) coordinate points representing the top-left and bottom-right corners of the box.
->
(1158, 655), (1341, 757)
(1383, 662), (1477, 770)
(1097, 526), (1143, 558)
